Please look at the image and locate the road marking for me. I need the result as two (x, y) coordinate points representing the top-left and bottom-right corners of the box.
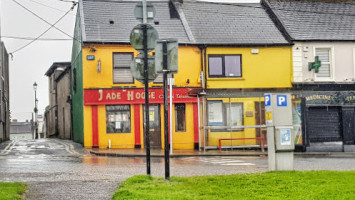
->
(221, 163), (255, 166)
(0, 140), (17, 155)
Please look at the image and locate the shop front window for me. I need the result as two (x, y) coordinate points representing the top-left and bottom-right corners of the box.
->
(106, 105), (131, 133)
(175, 103), (186, 132)
(207, 100), (244, 132)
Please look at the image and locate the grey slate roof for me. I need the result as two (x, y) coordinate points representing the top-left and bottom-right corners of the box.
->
(80, 0), (289, 45)
(45, 62), (71, 76)
(268, 0), (355, 41)
(179, 1), (288, 44)
(81, 0), (190, 43)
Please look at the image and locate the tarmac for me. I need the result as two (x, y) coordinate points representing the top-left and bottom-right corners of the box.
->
(88, 148), (355, 158)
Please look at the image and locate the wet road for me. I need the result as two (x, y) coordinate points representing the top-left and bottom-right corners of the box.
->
(1, 139), (355, 199)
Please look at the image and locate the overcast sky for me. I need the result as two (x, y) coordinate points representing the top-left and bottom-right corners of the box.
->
(1, 0), (76, 122)
(1, 0), (259, 122)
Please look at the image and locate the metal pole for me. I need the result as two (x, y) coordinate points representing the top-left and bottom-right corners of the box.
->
(143, 25), (150, 175)
(142, 0), (150, 175)
(202, 96), (206, 151)
(197, 96), (201, 151)
(169, 78), (173, 155)
(35, 90), (38, 139)
(142, 0), (147, 23)
(163, 41), (170, 180)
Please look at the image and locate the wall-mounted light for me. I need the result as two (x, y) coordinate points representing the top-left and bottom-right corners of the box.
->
(89, 47), (96, 52)
(97, 59), (101, 73)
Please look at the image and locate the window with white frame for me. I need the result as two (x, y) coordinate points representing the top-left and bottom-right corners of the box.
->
(208, 55), (242, 77)
(106, 105), (131, 133)
(315, 48), (332, 79)
(113, 53), (134, 84)
(207, 100), (243, 131)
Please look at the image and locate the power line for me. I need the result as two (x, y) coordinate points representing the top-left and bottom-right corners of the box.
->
(2, 36), (73, 41)
(9, 2), (76, 55)
(29, 0), (76, 16)
(11, 0), (76, 40)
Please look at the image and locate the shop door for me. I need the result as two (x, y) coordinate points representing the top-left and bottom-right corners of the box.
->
(255, 101), (267, 144)
(306, 106), (342, 142)
(143, 104), (161, 148)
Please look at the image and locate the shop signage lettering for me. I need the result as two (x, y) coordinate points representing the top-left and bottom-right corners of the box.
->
(345, 96), (355, 102)
(85, 88), (198, 105)
(305, 95), (334, 101)
(304, 92), (355, 105)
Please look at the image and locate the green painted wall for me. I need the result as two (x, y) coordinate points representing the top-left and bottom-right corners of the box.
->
(71, 6), (84, 144)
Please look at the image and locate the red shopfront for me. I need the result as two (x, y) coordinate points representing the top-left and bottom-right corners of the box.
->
(84, 88), (200, 149)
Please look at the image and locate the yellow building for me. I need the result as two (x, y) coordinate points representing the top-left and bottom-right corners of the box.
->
(72, 0), (292, 150)
(199, 47), (292, 149)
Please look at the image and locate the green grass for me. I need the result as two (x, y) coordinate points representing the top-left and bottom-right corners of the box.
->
(113, 171), (355, 200)
(0, 182), (27, 200)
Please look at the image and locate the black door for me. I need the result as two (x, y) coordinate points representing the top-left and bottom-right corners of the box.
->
(143, 104), (161, 148)
(306, 106), (342, 142)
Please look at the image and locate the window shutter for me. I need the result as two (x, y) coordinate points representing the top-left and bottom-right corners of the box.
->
(113, 53), (134, 83)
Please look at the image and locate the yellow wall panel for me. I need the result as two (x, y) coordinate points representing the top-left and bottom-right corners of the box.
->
(83, 106), (93, 147)
(82, 45), (201, 89)
(206, 47), (292, 89)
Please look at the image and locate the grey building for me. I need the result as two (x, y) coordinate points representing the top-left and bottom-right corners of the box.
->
(0, 42), (10, 143)
(45, 62), (72, 139)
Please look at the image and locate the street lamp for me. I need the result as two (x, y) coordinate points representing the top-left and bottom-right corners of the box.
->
(33, 82), (38, 139)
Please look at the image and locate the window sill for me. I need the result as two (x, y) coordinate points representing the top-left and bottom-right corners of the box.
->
(207, 77), (245, 81)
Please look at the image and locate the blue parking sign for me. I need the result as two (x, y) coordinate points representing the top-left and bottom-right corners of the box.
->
(264, 94), (271, 106)
(277, 95), (287, 107)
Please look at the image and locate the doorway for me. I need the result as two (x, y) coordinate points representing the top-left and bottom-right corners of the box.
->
(255, 101), (267, 144)
(143, 104), (161, 148)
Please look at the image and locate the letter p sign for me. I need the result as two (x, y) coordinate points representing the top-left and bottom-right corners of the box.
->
(277, 95), (287, 107)
(264, 94), (271, 106)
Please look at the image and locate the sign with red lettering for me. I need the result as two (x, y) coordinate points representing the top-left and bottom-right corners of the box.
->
(84, 88), (198, 105)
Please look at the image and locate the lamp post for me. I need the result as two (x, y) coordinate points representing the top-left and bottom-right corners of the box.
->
(33, 82), (38, 139)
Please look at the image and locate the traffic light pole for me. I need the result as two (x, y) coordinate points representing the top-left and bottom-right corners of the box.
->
(163, 41), (170, 180)
(142, 0), (151, 175)
(143, 24), (151, 175)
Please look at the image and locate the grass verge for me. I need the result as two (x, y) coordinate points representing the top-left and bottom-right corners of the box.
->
(113, 171), (355, 200)
(0, 182), (27, 200)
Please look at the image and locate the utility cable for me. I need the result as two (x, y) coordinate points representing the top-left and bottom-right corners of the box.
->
(29, 0), (76, 16)
(2, 36), (73, 41)
(11, 0), (77, 40)
(9, 2), (76, 55)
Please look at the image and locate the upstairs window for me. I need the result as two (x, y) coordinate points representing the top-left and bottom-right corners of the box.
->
(208, 55), (242, 78)
(113, 53), (134, 84)
(315, 48), (332, 79)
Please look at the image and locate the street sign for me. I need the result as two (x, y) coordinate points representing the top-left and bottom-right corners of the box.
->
(277, 95), (287, 107)
(130, 54), (157, 83)
(130, 24), (159, 53)
(134, 3), (156, 23)
(155, 39), (178, 74)
(265, 94), (271, 106)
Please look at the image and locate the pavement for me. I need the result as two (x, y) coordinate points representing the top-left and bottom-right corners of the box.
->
(88, 147), (355, 158)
